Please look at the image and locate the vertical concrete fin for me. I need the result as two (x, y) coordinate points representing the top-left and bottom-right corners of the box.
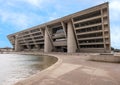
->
(44, 27), (53, 52)
(40, 28), (44, 36)
(101, 4), (111, 53)
(67, 21), (77, 53)
(71, 19), (80, 51)
(61, 21), (67, 37)
(15, 35), (20, 51)
(105, 3), (111, 52)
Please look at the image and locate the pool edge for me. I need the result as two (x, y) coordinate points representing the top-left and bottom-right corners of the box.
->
(12, 52), (62, 85)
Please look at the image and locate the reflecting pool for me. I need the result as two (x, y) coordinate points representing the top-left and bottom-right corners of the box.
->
(0, 54), (57, 85)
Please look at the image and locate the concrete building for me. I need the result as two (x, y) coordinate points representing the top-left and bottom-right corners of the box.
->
(7, 2), (111, 53)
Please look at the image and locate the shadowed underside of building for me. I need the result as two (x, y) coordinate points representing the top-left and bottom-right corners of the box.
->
(8, 2), (111, 53)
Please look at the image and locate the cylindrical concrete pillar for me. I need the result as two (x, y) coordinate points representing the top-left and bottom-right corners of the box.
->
(67, 21), (77, 53)
(44, 28), (53, 52)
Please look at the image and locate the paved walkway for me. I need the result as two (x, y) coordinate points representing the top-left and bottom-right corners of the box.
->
(15, 53), (120, 85)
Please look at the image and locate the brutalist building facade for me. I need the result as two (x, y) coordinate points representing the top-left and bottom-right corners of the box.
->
(8, 2), (111, 53)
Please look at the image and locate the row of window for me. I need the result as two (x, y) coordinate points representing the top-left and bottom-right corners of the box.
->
(76, 25), (102, 33)
(73, 10), (101, 22)
(18, 36), (44, 43)
(22, 44), (44, 49)
(32, 32), (41, 36)
(26, 40), (44, 43)
(79, 39), (103, 43)
(19, 40), (44, 45)
(80, 44), (104, 48)
(23, 35), (30, 38)
(77, 32), (103, 39)
(30, 28), (40, 33)
(34, 36), (43, 39)
(28, 41), (34, 43)
(36, 40), (44, 43)
(74, 18), (101, 28)
(22, 32), (42, 38)
(25, 38), (32, 41)
(20, 32), (29, 35)
(18, 29), (41, 38)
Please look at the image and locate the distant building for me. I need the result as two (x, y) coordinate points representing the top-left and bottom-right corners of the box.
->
(7, 2), (111, 53)
(0, 47), (13, 52)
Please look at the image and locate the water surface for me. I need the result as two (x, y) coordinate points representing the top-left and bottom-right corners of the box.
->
(0, 54), (57, 85)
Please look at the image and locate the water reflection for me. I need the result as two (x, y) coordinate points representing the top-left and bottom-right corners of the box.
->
(0, 54), (57, 85)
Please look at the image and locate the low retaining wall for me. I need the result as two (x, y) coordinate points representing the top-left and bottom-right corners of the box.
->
(90, 53), (120, 63)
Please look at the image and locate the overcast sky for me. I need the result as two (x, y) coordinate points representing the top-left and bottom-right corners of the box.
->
(0, 0), (120, 49)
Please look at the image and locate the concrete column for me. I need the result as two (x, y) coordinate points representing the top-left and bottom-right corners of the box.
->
(15, 35), (20, 51)
(44, 28), (53, 52)
(67, 21), (77, 53)
(61, 22), (67, 37)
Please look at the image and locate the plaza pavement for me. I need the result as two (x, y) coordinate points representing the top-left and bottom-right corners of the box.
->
(15, 52), (120, 85)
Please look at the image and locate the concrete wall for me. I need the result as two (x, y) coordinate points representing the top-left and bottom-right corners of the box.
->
(90, 53), (120, 63)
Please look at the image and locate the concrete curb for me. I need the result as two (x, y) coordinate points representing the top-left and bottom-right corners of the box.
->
(14, 53), (62, 85)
